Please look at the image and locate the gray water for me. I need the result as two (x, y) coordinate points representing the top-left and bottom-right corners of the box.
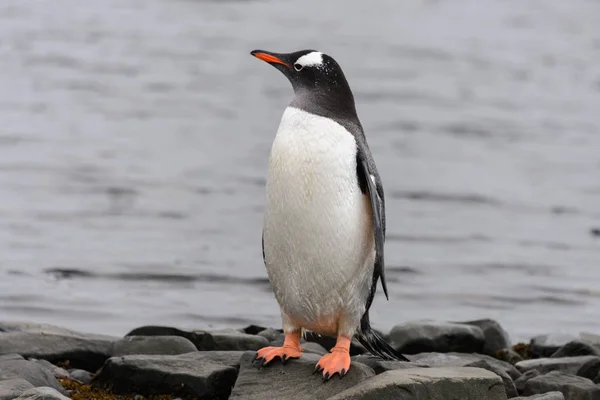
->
(1, 0), (599, 342)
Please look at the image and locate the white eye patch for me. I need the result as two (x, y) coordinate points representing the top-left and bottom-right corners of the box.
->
(294, 51), (323, 68)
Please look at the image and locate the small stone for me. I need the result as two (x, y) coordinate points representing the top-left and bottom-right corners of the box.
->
(515, 370), (541, 394)
(516, 356), (600, 375)
(14, 387), (71, 400)
(460, 319), (511, 356)
(125, 326), (216, 350)
(465, 359), (517, 398)
(389, 321), (485, 354)
(326, 367), (507, 400)
(0, 359), (66, 394)
(256, 328), (282, 343)
(0, 379), (35, 400)
(512, 393), (565, 400)
(112, 335), (197, 356)
(30, 360), (70, 379)
(92, 352), (241, 399)
(0, 322), (116, 372)
(523, 371), (600, 399)
(552, 341), (600, 358)
(496, 348), (525, 365)
(242, 325), (269, 335)
(409, 352), (521, 380)
(229, 351), (374, 400)
(351, 355), (427, 374)
(577, 357), (600, 381)
(211, 331), (269, 351)
(69, 369), (92, 384)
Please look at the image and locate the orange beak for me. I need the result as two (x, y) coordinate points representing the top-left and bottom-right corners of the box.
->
(250, 50), (290, 68)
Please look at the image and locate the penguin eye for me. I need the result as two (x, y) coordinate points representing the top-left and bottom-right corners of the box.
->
(293, 63), (303, 72)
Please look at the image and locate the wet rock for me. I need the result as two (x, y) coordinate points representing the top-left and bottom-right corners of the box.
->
(256, 328), (282, 343)
(13, 387), (71, 400)
(512, 393), (565, 400)
(0, 359), (65, 394)
(327, 367), (507, 400)
(460, 319), (511, 356)
(516, 356), (600, 375)
(410, 352), (521, 380)
(211, 331), (269, 351)
(68, 369), (92, 384)
(0, 379), (35, 400)
(515, 370), (542, 394)
(351, 355), (427, 374)
(523, 371), (600, 399)
(229, 351), (374, 400)
(465, 359), (517, 398)
(92, 351), (241, 399)
(552, 341), (600, 358)
(497, 348), (525, 364)
(389, 321), (485, 354)
(0, 322), (116, 372)
(30, 360), (69, 379)
(530, 334), (578, 358)
(125, 326), (216, 350)
(112, 335), (197, 356)
(577, 357), (600, 381)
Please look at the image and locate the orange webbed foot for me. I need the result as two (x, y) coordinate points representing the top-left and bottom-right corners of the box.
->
(314, 335), (351, 381)
(255, 330), (302, 366)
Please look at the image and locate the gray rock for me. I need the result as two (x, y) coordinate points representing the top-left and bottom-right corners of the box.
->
(0, 354), (24, 362)
(409, 352), (521, 380)
(111, 335), (197, 356)
(125, 326), (216, 350)
(0, 379), (35, 400)
(326, 367), (507, 400)
(465, 359), (517, 398)
(302, 333), (367, 356)
(68, 369), (91, 384)
(302, 342), (328, 355)
(0, 322), (116, 372)
(389, 321), (485, 354)
(211, 331), (269, 351)
(351, 355), (427, 374)
(515, 370), (541, 394)
(92, 351), (240, 399)
(496, 348), (525, 365)
(516, 356), (600, 375)
(13, 387), (71, 400)
(552, 341), (600, 358)
(512, 393), (566, 400)
(30, 360), (70, 379)
(523, 371), (600, 399)
(460, 319), (512, 356)
(229, 351), (374, 400)
(530, 334), (579, 358)
(0, 360), (66, 394)
(577, 358), (600, 381)
(256, 328), (282, 343)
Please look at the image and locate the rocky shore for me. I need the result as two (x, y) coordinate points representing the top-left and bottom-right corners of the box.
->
(1, 320), (599, 399)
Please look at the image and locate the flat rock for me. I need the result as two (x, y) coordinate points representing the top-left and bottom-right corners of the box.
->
(125, 326), (216, 350)
(552, 341), (600, 358)
(351, 355), (427, 374)
(229, 351), (374, 400)
(327, 367), (507, 400)
(13, 387), (71, 400)
(211, 331), (268, 351)
(68, 369), (92, 384)
(0, 379), (35, 400)
(0, 359), (66, 394)
(465, 359), (517, 398)
(409, 352), (521, 380)
(92, 351), (240, 399)
(389, 321), (485, 354)
(0, 322), (116, 372)
(515, 370), (542, 394)
(112, 335), (197, 356)
(512, 393), (566, 400)
(459, 319), (511, 356)
(516, 356), (600, 375)
(523, 371), (600, 400)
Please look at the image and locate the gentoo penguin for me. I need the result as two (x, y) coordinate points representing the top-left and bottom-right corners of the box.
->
(250, 49), (409, 380)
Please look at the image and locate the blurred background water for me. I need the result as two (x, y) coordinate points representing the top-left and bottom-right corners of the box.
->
(1, 0), (599, 342)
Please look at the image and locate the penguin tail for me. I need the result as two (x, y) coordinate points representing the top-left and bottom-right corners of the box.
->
(355, 313), (410, 362)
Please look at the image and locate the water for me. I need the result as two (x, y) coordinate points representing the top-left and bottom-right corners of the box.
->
(1, 0), (599, 343)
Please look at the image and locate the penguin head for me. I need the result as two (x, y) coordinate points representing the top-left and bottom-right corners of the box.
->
(250, 49), (352, 98)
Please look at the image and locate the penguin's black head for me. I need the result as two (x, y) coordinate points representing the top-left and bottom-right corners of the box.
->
(250, 49), (357, 118)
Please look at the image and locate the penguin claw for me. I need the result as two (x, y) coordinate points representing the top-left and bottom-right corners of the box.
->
(315, 349), (351, 381)
(255, 346), (303, 367)
(323, 372), (330, 382)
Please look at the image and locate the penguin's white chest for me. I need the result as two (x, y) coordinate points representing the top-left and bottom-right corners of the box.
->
(263, 107), (374, 336)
